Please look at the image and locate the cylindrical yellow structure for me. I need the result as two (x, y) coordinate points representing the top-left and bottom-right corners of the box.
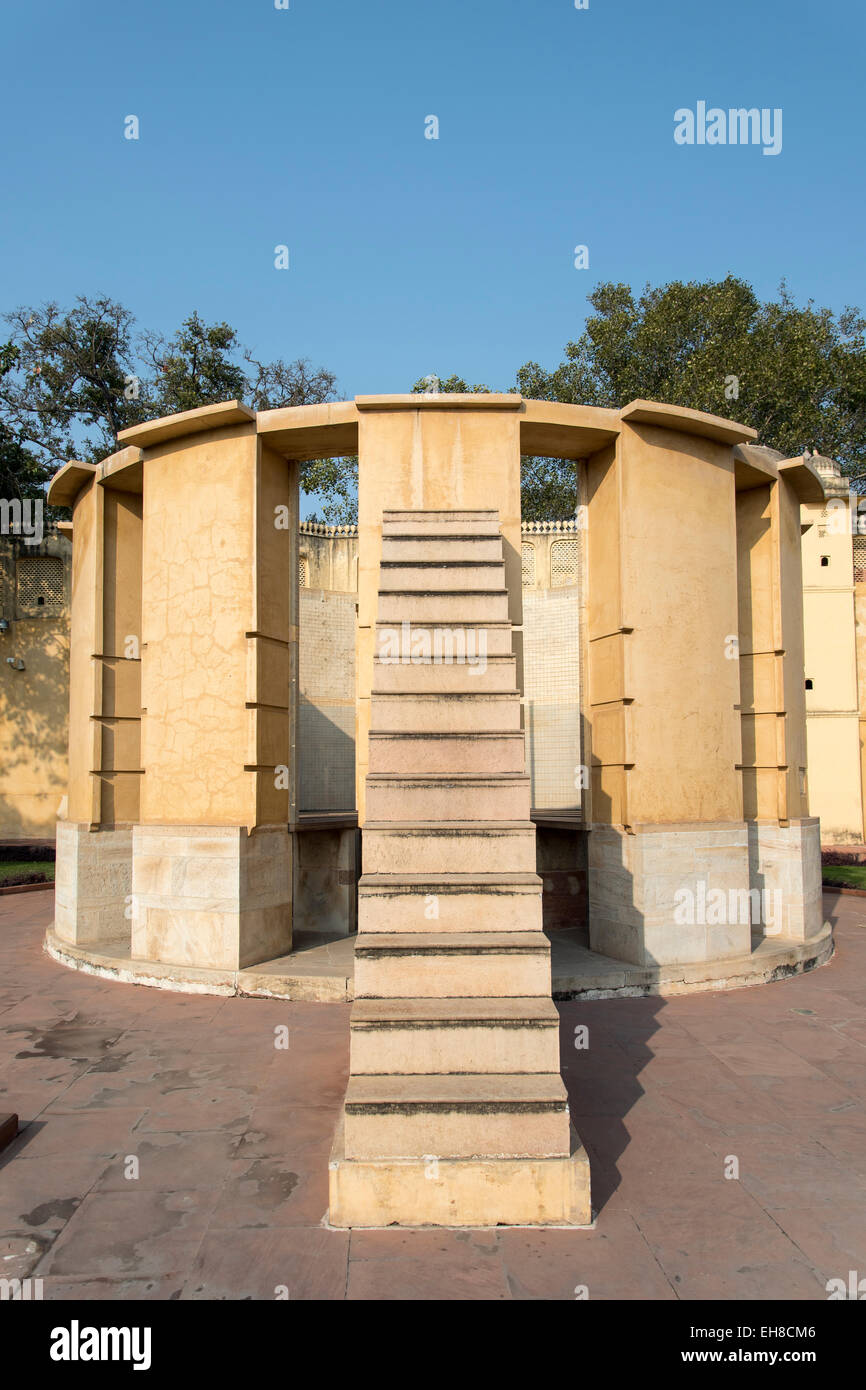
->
(47, 394), (826, 981)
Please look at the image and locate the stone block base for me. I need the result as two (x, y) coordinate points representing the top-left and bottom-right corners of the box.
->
(747, 819), (823, 942)
(588, 822), (752, 967)
(132, 824), (292, 971)
(54, 821), (132, 947)
(328, 1119), (591, 1228)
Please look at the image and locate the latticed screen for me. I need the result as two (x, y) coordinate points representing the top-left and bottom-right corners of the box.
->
(299, 558), (308, 588)
(854, 536), (866, 583)
(521, 542), (536, 586)
(16, 555), (64, 612)
(550, 538), (578, 587)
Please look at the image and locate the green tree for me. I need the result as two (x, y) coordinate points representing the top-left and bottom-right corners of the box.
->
(143, 312), (247, 416)
(0, 342), (49, 502)
(519, 455), (577, 521)
(411, 373), (491, 394)
(246, 354), (338, 412)
(301, 455), (358, 526)
(0, 296), (146, 470)
(518, 277), (866, 474)
(1, 297), (349, 515)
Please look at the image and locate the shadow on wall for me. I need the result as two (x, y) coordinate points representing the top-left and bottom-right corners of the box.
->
(0, 620), (69, 840)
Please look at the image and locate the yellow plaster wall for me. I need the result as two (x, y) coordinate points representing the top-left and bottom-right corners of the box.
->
(777, 477), (810, 820)
(737, 478), (811, 824)
(67, 480), (102, 826)
(587, 425), (742, 826)
(0, 607), (70, 837)
(249, 442), (297, 827)
(99, 488), (143, 824)
(140, 426), (258, 826)
(857, 581), (866, 842)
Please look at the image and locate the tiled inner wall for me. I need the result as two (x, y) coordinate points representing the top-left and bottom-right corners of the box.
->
(298, 588), (357, 811)
(522, 586), (581, 810)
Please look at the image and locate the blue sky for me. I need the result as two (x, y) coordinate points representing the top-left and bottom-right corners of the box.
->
(2, 0), (863, 403)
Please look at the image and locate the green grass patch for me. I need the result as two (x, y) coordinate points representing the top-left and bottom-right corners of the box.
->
(822, 864), (866, 890)
(0, 860), (55, 885)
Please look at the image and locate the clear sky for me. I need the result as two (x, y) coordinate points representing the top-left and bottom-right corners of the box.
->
(2, 0), (863, 400)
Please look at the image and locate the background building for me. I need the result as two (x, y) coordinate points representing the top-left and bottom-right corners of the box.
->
(801, 456), (864, 844)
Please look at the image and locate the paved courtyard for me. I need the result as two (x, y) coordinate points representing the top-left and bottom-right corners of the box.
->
(1, 890), (864, 1300)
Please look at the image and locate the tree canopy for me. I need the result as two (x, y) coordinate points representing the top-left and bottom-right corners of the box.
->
(517, 277), (866, 475)
(0, 297), (342, 515)
(424, 278), (866, 518)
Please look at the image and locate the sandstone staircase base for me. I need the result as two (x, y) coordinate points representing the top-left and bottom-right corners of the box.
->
(328, 1119), (592, 1228)
(329, 507), (590, 1229)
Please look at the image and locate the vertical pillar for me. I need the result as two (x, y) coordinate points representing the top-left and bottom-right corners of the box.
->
(585, 405), (753, 967)
(127, 405), (295, 971)
(52, 459), (140, 947)
(736, 449), (825, 941)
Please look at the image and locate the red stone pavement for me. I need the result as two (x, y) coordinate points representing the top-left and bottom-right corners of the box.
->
(0, 891), (864, 1301)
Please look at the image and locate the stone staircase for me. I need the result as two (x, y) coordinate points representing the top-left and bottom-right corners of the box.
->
(328, 509), (590, 1226)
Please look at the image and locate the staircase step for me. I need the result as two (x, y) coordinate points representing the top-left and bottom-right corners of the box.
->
(364, 773), (531, 823)
(353, 930), (551, 998)
(382, 535), (504, 563)
(368, 731), (526, 775)
(382, 510), (501, 536)
(377, 590), (510, 624)
(336, 506), (575, 1188)
(379, 561), (506, 591)
(343, 1072), (570, 1159)
(358, 871), (543, 934)
(375, 620), (514, 660)
(352, 996), (559, 1022)
(370, 692), (521, 734)
(350, 997), (561, 1075)
(373, 653), (517, 693)
(362, 822), (537, 875)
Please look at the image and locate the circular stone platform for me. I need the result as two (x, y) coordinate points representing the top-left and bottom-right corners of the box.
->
(45, 917), (834, 1003)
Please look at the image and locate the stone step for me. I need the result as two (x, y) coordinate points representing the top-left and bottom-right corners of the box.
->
(368, 731), (526, 775)
(377, 590), (510, 625)
(343, 1072), (570, 1160)
(382, 509), (501, 536)
(357, 872), (543, 934)
(375, 620), (514, 660)
(381, 535), (504, 563)
(329, 1127), (591, 1228)
(379, 561), (506, 591)
(362, 822), (537, 875)
(364, 773), (531, 823)
(372, 653), (517, 693)
(370, 692), (521, 734)
(349, 997), (561, 1075)
(353, 930), (551, 998)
